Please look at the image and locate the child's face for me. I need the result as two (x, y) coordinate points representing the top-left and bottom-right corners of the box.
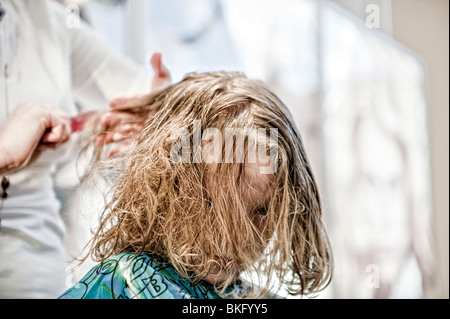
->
(203, 160), (274, 285)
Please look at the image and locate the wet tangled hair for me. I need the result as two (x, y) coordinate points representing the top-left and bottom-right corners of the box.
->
(86, 71), (332, 298)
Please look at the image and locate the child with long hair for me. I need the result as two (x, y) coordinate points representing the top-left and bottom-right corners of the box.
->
(59, 71), (333, 299)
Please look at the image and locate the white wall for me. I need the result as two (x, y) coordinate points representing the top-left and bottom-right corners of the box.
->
(390, 0), (449, 299)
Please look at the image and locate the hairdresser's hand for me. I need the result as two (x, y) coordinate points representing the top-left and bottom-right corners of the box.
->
(0, 103), (71, 174)
(97, 52), (172, 158)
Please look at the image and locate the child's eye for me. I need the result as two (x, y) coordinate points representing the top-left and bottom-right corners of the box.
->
(254, 206), (268, 216)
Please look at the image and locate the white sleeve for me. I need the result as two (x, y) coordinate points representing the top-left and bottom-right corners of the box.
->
(68, 15), (151, 112)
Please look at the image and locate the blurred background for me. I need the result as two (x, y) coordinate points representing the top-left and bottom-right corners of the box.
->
(59, 0), (449, 299)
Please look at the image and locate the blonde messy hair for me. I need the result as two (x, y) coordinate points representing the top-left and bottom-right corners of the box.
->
(87, 71), (332, 298)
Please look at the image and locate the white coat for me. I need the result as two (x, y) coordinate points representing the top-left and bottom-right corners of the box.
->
(0, 0), (149, 298)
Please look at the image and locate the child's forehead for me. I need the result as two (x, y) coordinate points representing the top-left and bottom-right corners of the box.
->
(205, 162), (274, 207)
(240, 162), (274, 207)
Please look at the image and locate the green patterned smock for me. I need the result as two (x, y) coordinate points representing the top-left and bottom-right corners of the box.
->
(59, 252), (243, 299)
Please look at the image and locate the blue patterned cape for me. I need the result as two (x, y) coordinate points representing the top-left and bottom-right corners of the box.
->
(59, 252), (242, 299)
